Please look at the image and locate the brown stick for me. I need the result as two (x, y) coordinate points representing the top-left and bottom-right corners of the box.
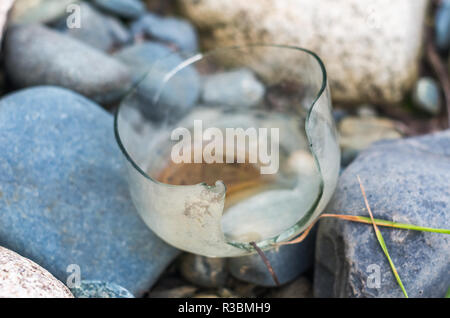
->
(250, 242), (280, 286)
(426, 26), (450, 127)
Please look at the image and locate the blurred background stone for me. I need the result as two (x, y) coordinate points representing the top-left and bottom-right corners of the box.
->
(412, 77), (442, 115)
(435, 0), (450, 52)
(131, 12), (198, 52)
(0, 0), (14, 44)
(338, 116), (402, 167)
(93, 0), (146, 19)
(178, 0), (428, 105)
(4, 24), (132, 104)
(57, 2), (131, 52)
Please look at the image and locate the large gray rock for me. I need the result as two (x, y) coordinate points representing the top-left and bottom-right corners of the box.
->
(0, 246), (73, 298)
(0, 86), (179, 296)
(4, 24), (132, 104)
(179, 0), (427, 105)
(314, 130), (450, 297)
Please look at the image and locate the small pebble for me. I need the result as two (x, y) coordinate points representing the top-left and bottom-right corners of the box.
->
(412, 77), (442, 115)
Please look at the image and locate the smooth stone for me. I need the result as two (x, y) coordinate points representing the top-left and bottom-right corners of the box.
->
(70, 281), (134, 298)
(58, 3), (131, 51)
(338, 116), (402, 153)
(202, 69), (265, 108)
(10, 0), (76, 24)
(0, 246), (73, 298)
(93, 0), (146, 19)
(179, 254), (228, 288)
(179, 0), (427, 105)
(412, 77), (442, 115)
(269, 276), (313, 298)
(435, 0), (450, 51)
(131, 13), (198, 52)
(4, 24), (132, 104)
(314, 130), (450, 297)
(0, 86), (179, 296)
(114, 42), (200, 121)
(339, 116), (402, 167)
(228, 233), (315, 287)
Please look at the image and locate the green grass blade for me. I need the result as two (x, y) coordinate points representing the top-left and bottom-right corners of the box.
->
(321, 214), (450, 234)
(357, 176), (408, 298)
(373, 226), (408, 298)
(361, 216), (450, 234)
(446, 286), (450, 298)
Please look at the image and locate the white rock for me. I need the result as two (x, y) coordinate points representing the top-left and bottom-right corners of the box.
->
(0, 246), (73, 298)
(0, 0), (14, 43)
(179, 0), (428, 105)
